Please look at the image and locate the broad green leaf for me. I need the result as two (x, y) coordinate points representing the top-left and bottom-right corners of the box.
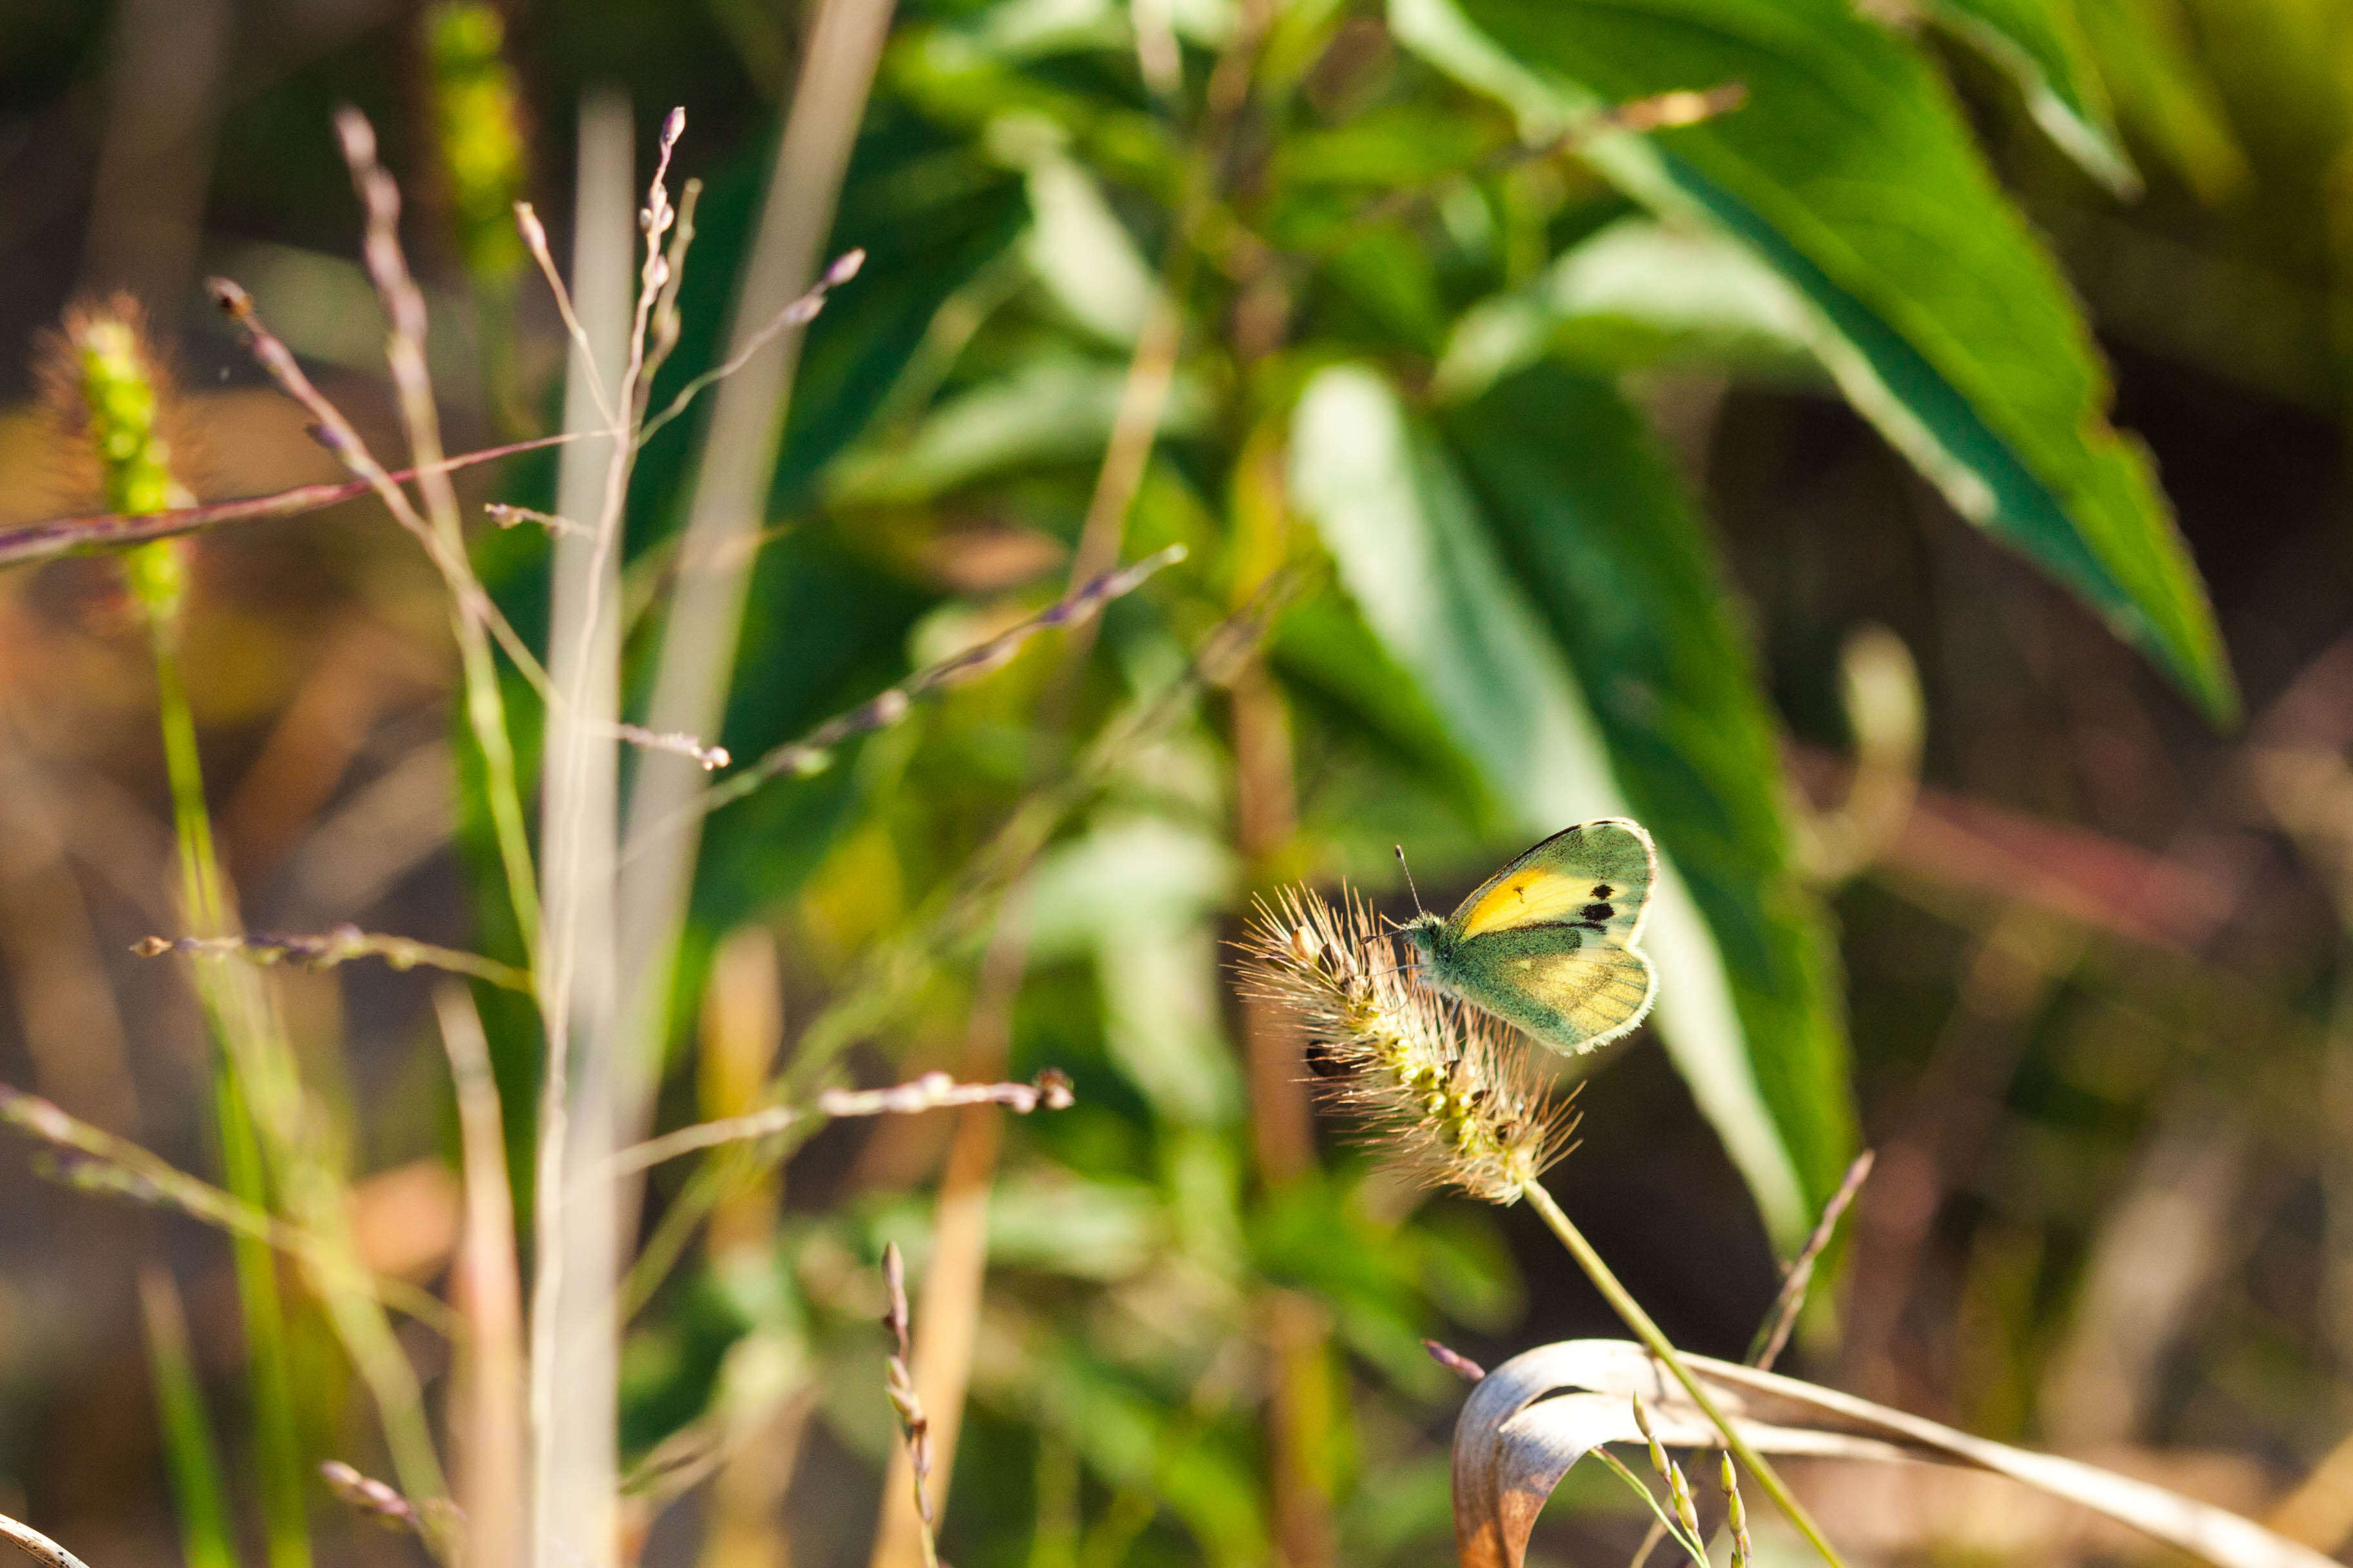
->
(1392, 0), (2239, 724)
(1439, 361), (1857, 1207)
(1916, 0), (2138, 194)
(1434, 215), (1820, 400)
(1287, 362), (1812, 1244)
(1027, 817), (1244, 1127)
(826, 355), (1208, 505)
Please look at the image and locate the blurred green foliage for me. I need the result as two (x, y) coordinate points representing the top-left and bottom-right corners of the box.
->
(29, 0), (2353, 1563)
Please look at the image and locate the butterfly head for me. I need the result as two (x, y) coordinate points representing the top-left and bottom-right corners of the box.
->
(1399, 909), (1447, 962)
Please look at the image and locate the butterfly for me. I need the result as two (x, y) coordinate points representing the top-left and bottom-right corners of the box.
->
(1398, 818), (1659, 1057)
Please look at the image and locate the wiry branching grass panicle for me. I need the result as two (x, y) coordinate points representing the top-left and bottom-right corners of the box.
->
(1241, 886), (1576, 1203)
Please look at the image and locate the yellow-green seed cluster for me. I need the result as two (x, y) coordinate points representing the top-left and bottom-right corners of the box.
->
(425, 3), (528, 282)
(77, 317), (176, 516)
(1243, 887), (1574, 1203)
(72, 313), (188, 615)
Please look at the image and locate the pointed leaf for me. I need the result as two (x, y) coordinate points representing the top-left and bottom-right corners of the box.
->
(1918, 0), (2138, 194)
(1392, 0), (2239, 723)
(1288, 363), (1810, 1242)
(1439, 362), (1857, 1207)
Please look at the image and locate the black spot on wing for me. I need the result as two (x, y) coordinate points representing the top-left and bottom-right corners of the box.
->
(1581, 902), (1613, 921)
(1591, 884), (1612, 898)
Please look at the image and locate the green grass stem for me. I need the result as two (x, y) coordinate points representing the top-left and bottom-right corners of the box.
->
(1517, 1179), (1848, 1568)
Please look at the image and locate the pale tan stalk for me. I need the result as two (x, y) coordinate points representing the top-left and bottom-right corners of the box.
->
(0, 1511), (94, 1568)
(612, 0), (901, 1230)
(437, 985), (526, 1568)
(530, 92), (636, 1568)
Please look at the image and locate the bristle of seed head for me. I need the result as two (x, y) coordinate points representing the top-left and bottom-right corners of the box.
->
(1239, 884), (1574, 1203)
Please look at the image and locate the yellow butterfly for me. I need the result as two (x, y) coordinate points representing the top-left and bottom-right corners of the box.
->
(1399, 819), (1659, 1056)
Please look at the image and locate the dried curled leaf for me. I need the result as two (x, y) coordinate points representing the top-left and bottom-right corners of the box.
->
(1454, 1340), (2334, 1568)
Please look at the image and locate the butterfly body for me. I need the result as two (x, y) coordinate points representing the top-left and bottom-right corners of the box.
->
(1401, 819), (1659, 1057)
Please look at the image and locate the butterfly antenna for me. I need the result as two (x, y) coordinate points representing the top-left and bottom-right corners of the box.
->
(1396, 844), (1429, 918)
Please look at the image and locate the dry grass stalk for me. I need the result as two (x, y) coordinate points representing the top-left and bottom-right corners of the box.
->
(0, 1511), (94, 1568)
(881, 1244), (941, 1568)
(134, 925), (532, 993)
(1748, 1148), (1874, 1371)
(201, 279), (544, 693)
(611, 1), (901, 1380)
(688, 544), (1187, 820)
(0, 431), (583, 569)
(606, 1069), (1073, 1179)
(0, 1084), (459, 1334)
(436, 984), (526, 1568)
(528, 91), (639, 1568)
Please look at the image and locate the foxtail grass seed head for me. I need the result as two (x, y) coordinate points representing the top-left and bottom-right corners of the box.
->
(49, 301), (194, 615)
(1241, 886), (1576, 1203)
(425, 4), (529, 281)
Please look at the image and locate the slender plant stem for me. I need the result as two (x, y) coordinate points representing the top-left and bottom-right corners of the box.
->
(145, 601), (314, 1568)
(1517, 1180), (1849, 1568)
(139, 1265), (238, 1568)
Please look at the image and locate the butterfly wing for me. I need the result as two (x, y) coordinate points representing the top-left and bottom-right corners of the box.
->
(1443, 819), (1659, 1053)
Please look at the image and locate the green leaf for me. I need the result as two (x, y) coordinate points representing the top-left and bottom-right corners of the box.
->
(1287, 362), (1815, 1242)
(1916, 0), (2138, 194)
(1392, 0), (2239, 724)
(2074, 0), (2248, 204)
(139, 1270), (239, 1568)
(826, 355), (1208, 506)
(1439, 361), (1858, 1209)
(1434, 215), (1821, 400)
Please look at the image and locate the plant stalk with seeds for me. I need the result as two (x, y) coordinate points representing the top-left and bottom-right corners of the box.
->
(881, 1244), (941, 1568)
(1241, 888), (1850, 1568)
